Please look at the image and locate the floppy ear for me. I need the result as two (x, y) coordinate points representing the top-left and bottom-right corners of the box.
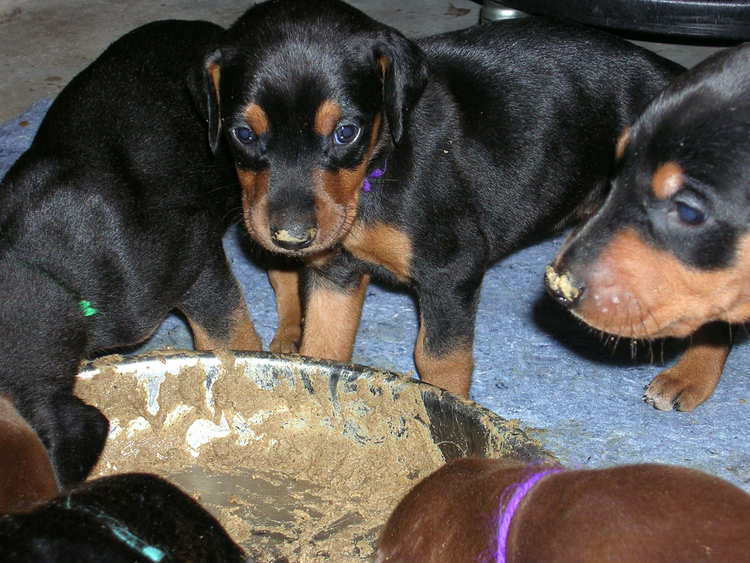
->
(187, 48), (224, 154)
(374, 31), (428, 144)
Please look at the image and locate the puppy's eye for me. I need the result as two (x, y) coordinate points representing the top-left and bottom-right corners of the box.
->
(675, 201), (706, 226)
(234, 127), (257, 145)
(333, 123), (360, 145)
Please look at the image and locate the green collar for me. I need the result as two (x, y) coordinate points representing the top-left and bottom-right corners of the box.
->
(78, 300), (99, 317)
(11, 252), (100, 318)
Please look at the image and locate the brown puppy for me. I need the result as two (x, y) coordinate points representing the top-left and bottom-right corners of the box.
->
(0, 395), (59, 514)
(378, 458), (750, 562)
(545, 44), (750, 411)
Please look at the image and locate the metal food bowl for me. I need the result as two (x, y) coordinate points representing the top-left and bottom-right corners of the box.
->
(76, 351), (551, 562)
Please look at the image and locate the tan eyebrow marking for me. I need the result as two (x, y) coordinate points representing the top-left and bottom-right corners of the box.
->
(652, 161), (684, 200)
(314, 99), (343, 137)
(244, 103), (269, 135)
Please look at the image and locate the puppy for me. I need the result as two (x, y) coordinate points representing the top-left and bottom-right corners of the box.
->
(0, 395), (58, 514)
(378, 458), (750, 562)
(545, 44), (750, 411)
(196, 0), (682, 396)
(0, 473), (247, 562)
(0, 20), (300, 487)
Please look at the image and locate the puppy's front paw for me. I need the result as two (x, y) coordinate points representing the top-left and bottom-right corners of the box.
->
(269, 329), (300, 354)
(642, 368), (715, 412)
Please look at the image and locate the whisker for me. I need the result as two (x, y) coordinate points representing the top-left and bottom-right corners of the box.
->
(611, 335), (622, 355)
(205, 182), (240, 195)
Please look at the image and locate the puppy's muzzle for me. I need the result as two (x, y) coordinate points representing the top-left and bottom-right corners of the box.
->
(271, 225), (318, 251)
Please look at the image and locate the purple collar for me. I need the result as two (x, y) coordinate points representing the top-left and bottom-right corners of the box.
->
(495, 467), (563, 563)
(362, 161), (387, 192)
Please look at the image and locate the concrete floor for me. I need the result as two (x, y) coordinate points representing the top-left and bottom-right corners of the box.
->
(0, 0), (724, 123)
(0, 0), (478, 122)
(1, 0), (747, 495)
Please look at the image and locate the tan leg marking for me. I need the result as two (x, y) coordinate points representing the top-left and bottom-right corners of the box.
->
(268, 268), (302, 353)
(300, 275), (370, 362)
(188, 305), (262, 352)
(414, 316), (473, 397)
(644, 323), (730, 411)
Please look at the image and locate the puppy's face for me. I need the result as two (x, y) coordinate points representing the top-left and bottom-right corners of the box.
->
(197, 1), (426, 257)
(223, 54), (385, 257)
(546, 48), (750, 339)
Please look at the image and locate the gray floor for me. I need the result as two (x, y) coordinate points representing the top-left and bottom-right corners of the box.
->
(0, 0), (723, 122)
(1, 0), (747, 493)
(0, 0), (480, 123)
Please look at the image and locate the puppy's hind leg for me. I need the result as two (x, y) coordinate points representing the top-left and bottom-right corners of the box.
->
(178, 253), (262, 352)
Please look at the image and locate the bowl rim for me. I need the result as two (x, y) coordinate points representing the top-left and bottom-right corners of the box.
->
(77, 350), (553, 463)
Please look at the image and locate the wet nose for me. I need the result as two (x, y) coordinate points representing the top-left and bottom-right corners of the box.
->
(544, 265), (585, 308)
(271, 225), (318, 250)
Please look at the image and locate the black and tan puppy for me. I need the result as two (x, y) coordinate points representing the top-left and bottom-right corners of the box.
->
(546, 44), (750, 411)
(197, 0), (682, 396)
(378, 458), (750, 562)
(0, 473), (247, 562)
(0, 20), (301, 488)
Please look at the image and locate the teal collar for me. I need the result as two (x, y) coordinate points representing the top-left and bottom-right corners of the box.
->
(63, 496), (166, 562)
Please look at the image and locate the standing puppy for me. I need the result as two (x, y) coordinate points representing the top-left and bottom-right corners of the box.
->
(0, 20), (298, 488)
(199, 0), (681, 396)
(378, 458), (750, 562)
(546, 44), (750, 411)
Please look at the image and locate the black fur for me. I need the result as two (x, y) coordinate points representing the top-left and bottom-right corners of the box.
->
(199, 0), (683, 395)
(0, 20), (258, 487)
(554, 44), (750, 277)
(544, 44), (750, 411)
(0, 473), (247, 562)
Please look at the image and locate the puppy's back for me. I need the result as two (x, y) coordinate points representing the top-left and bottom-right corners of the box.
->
(378, 459), (750, 562)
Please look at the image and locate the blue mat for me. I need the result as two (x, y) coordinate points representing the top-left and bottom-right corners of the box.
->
(3, 101), (748, 491)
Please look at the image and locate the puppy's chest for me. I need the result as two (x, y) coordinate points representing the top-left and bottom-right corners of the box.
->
(343, 221), (413, 282)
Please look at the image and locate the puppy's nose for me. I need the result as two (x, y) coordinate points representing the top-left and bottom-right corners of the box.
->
(544, 265), (584, 308)
(271, 225), (318, 250)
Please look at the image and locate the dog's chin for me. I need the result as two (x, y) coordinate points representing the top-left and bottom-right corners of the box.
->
(243, 218), (352, 258)
(264, 241), (337, 259)
(571, 307), (703, 341)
